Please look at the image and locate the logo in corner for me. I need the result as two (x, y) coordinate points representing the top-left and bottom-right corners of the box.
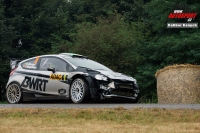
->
(167, 10), (198, 28)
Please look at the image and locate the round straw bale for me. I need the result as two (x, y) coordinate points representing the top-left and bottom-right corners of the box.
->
(155, 64), (200, 104)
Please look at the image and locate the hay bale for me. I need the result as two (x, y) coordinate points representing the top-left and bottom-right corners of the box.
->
(155, 64), (200, 104)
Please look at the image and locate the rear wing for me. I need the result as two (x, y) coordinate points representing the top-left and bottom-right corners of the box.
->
(59, 53), (88, 59)
(10, 58), (24, 71)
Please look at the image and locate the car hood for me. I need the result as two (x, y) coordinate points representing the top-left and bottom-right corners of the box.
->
(95, 70), (136, 82)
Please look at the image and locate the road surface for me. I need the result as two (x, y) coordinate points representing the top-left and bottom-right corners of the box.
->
(0, 103), (200, 110)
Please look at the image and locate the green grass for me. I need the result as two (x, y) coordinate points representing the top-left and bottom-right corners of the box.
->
(0, 101), (8, 104)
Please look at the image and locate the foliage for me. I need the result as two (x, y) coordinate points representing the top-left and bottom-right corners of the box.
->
(3, 0), (71, 57)
(0, 1), (18, 100)
(71, 14), (145, 75)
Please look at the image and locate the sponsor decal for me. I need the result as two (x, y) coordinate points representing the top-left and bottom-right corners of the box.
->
(21, 76), (48, 92)
(23, 62), (37, 69)
(58, 89), (66, 94)
(50, 74), (68, 80)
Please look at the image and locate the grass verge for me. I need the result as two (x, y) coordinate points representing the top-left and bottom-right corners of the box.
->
(0, 107), (200, 133)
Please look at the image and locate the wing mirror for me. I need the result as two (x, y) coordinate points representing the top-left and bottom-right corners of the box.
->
(47, 67), (55, 73)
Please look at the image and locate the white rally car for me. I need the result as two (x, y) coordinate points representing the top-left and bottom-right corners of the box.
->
(5, 53), (139, 104)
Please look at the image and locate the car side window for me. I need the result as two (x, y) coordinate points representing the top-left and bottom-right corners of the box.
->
(66, 64), (74, 72)
(21, 58), (38, 70)
(39, 57), (67, 72)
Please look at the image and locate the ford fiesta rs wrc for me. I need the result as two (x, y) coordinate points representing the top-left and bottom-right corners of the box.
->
(5, 53), (139, 104)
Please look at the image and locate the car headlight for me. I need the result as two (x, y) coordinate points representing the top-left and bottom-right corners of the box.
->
(133, 79), (137, 84)
(95, 74), (108, 81)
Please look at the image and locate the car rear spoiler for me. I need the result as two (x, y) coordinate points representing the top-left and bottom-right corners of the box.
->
(10, 58), (24, 71)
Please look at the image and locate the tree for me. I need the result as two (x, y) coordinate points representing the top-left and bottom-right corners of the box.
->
(71, 14), (145, 76)
(3, 0), (71, 57)
(0, 1), (18, 100)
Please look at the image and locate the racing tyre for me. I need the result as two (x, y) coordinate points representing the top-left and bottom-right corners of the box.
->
(6, 82), (23, 104)
(70, 78), (90, 103)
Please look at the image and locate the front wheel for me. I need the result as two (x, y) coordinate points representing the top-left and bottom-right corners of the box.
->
(6, 82), (23, 104)
(70, 78), (90, 103)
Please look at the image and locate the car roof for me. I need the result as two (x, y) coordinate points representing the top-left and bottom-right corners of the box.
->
(18, 53), (87, 69)
(21, 53), (87, 63)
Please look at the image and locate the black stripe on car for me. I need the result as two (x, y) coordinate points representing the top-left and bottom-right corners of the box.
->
(16, 71), (50, 78)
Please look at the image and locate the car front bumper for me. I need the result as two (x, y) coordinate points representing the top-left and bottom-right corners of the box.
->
(99, 80), (139, 100)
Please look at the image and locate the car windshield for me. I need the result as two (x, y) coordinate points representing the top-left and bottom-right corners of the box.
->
(66, 58), (112, 71)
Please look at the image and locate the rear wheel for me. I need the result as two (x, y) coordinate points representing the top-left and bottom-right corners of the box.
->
(70, 78), (90, 103)
(6, 82), (23, 104)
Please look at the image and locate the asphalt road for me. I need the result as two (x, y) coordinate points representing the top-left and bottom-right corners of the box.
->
(0, 100), (200, 110)
(0, 104), (200, 110)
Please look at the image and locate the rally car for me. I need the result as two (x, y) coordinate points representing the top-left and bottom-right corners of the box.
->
(5, 53), (139, 104)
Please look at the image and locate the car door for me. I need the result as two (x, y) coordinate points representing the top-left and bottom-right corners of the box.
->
(20, 57), (41, 92)
(37, 57), (71, 96)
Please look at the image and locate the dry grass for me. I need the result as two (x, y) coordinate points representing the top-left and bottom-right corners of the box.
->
(0, 107), (200, 133)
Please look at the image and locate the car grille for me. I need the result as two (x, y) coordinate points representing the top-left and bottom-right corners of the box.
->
(113, 80), (134, 89)
(118, 84), (133, 89)
(110, 88), (134, 97)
